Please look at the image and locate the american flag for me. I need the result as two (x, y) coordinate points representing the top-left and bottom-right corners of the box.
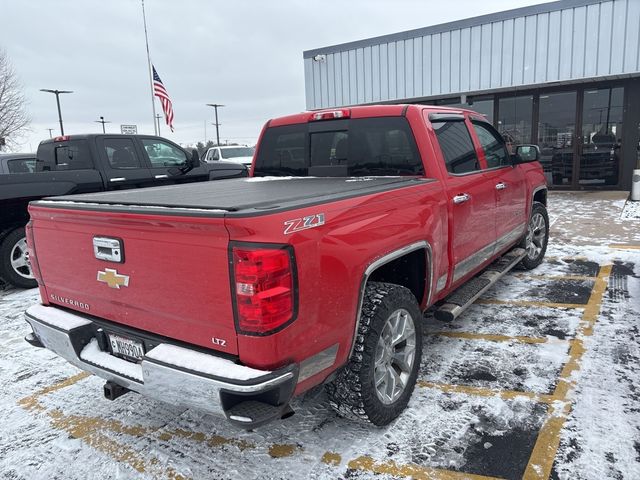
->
(152, 65), (174, 132)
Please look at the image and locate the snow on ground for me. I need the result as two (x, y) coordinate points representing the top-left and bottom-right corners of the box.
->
(1, 192), (639, 479)
(621, 199), (640, 220)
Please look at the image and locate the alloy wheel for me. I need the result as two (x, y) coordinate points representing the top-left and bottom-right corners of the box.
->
(525, 212), (547, 260)
(10, 237), (33, 280)
(373, 308), (417, 405)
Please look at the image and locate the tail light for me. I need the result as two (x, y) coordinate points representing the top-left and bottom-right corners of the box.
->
(25, 221), (43, 285)
(53, 135), (70, 142)
(231, 244), (297, 335)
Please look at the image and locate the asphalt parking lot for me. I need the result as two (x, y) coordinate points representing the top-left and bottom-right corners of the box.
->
(1, 191), (639, 480)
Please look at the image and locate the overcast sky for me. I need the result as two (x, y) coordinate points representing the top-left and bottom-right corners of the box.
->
(2, 0), (549, 152)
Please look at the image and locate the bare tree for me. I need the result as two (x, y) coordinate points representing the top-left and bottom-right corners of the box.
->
(0, 50), (30, 151)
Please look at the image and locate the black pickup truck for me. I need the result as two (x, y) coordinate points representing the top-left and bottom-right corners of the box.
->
(0, 134), (247, 288)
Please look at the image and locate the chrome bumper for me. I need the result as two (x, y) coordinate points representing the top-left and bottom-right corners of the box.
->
(25, 304), (297, 426)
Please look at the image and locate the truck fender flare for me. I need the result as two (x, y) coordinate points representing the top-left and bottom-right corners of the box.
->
(347, 240), (433, 360)
(530, 185), (548, 216)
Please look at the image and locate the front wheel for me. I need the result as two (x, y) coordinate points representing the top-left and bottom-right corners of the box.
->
(518, 202), (549, 270)
(0, 227), (37, 289)
(325, 282), (423, 426)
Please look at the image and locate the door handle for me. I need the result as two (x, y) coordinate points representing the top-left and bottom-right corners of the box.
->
(154, 174), (169, 179)
(453, 193), (471, 204)
(110, 177), (126, 182)
(495, 182), (507, 190)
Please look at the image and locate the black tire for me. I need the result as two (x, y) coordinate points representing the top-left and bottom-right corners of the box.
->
(518, 202), (549, 270)
(325, 282), (423, 426)
(0, 227), (37, 289)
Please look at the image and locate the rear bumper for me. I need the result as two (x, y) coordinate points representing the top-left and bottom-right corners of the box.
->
(25, 304), (297, 428)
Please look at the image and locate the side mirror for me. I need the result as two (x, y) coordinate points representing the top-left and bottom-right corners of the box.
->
(512, 144), (540, 164)
(190, 149), (200, 168)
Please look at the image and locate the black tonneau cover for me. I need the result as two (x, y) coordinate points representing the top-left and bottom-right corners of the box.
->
(36, 177), (428, 217)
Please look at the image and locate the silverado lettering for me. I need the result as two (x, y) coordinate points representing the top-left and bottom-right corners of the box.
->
(25, 105), (548, 429)
(49, 294), (90, 311)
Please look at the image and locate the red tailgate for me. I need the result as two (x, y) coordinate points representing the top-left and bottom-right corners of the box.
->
(29, 206), (238, 355)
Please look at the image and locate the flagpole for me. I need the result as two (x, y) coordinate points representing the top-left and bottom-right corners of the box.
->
(141, 0), (158, 135)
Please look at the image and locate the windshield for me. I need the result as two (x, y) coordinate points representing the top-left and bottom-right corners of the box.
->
(220, 147), (254, 159)
(253, 117), (423, 177)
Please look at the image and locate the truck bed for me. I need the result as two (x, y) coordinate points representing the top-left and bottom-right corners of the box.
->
(35, 177), (427, 217)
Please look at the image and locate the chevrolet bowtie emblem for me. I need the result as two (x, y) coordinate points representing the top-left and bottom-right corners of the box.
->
(97, 268), (130, 289)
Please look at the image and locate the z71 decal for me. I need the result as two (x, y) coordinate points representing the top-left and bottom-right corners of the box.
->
(283, 213), (325, 235)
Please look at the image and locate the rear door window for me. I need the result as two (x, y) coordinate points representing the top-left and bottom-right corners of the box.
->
(103, 138), (143, 169)
(254, 117), (424, 177)
(54, 140), (92, 170)
(431, 120), (481, 174)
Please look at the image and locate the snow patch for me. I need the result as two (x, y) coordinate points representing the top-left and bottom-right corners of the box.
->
(26, 304), (91, 331)
(145, 344), (270, 381)
(79, 339), (143, 381)
(36, 200), (227, 214)
(620, 199), (640, 220)
(245, 176), (316, 182)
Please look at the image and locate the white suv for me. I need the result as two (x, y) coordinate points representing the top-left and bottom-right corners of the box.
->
(203, 145), (254, 167)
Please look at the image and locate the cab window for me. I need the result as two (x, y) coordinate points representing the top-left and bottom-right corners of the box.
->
(472, 122), (511, 168)
(141, 139), (188, 167)
(54, 140), (92, 170)
(103, 138), (143, 169)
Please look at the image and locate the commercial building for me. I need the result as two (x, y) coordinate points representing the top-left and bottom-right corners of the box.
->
(303, 0), (640, 190)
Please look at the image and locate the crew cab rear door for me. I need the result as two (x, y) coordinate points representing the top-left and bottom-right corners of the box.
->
(469, 120), (527, 251)
(427, 112), (497, 289)
(95, 136), (155, 190)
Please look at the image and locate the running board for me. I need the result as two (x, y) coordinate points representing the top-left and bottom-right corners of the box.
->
(434, 248), (526, 322)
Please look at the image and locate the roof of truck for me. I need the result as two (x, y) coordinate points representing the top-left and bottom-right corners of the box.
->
(268, 104), (477, 127)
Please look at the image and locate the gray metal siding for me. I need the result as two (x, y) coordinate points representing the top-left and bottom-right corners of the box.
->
(304, 0), (640, 109)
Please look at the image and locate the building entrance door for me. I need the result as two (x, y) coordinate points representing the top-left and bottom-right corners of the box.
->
(577, 87), (624, 188)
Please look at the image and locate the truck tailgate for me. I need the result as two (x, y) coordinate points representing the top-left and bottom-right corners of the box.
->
(28, 205), (238, 355)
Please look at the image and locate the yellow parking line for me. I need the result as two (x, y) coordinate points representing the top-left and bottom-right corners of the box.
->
(347, 455), (503, 480)
(513, 273), (596, 281)
(522, 265), (611, 480)
(418, 381), (557, 404)
(609, 244), (640, 250)
(477, 299), (586, 310)
(18, 371), (91, 412)
(427, 331), (549, 345)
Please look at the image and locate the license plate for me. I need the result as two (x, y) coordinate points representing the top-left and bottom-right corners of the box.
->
(108, 333), (144, 361)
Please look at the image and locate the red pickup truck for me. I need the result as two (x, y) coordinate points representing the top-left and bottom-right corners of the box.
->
(24, 105), (548, 428)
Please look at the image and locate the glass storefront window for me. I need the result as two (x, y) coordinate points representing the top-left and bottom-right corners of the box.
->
(498, 95), (533, 150)
(433, 98), (494, 124)
(468, 99), (493, 124)
(580, 87), (623, 186)
(537, 91), (577, 187)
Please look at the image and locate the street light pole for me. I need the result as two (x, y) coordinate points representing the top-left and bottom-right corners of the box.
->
(94, 116), (111, 133)
(46, 128), (54, 138)
(206, 103), (224, 146)
(40, 89), (73, 136)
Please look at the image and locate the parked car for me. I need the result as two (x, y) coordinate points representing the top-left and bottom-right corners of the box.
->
(0, 134), (247, 288)
(0, 153), (37, 174)
(203, 145), (254, 166)
(23, 105), (547, 429)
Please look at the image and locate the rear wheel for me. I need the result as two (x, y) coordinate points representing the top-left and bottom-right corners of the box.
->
(325, 282), (423, 425)
(518, 202), (549, 270)
(0, 227), (37, 289)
